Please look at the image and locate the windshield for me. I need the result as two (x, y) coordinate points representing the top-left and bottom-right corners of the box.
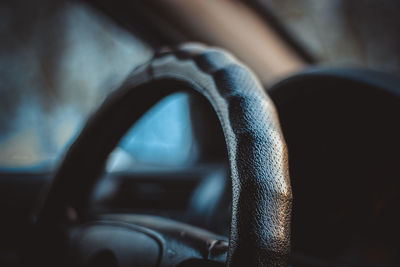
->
(1, 0), (399, 170)
(0, 2), (153, 169)
(261, 0), (400, 75)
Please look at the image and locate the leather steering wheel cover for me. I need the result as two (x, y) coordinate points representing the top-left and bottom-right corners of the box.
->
(38, 44), (292, 267)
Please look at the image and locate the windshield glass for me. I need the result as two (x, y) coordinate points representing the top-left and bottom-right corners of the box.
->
(107, 92), (197, 172)
(2, 0), (399, 170)
(262, 0), (400, 75)
(0, 2), (153, 170)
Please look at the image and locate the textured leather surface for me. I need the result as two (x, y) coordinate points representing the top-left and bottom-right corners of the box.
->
(38, 44), (292, 267)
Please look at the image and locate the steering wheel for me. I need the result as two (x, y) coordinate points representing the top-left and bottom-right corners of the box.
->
(30, 44), (292, 267)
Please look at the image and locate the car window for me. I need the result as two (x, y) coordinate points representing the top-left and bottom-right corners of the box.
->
(3, 0), (399, 170)
(0, 2), (153, 169)
(107, 92), (197, 172)
(260, 0), (400, 75)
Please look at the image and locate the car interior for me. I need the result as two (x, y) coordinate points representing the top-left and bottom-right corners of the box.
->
(0, 1), (399, 266)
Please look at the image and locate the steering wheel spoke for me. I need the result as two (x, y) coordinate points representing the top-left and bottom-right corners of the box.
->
(68, 214), (227, 267)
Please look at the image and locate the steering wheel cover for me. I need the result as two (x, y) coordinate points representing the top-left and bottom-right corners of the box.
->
(38, 44), (292, 267)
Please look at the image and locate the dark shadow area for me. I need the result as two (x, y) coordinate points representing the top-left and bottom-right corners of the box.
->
(271, 68), (400, 266)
